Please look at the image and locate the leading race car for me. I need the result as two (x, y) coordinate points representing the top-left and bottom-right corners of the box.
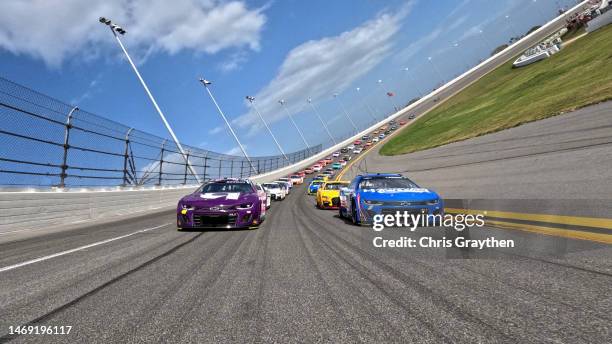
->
(177, 178), (265, 230)
(339, 173), (443, 225)
(316, 181), (350, 209)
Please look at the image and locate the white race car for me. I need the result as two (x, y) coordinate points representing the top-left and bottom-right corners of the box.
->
(263, 182), (286, 200)
(277, 178), (293, 191)
(256, 183), (271, 209)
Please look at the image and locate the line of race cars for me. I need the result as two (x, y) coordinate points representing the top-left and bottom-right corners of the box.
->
(176, 175), (302, 230)
(176, 117), (442, 230)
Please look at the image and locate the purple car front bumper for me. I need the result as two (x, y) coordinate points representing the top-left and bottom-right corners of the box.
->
(177, 208), (260, 229)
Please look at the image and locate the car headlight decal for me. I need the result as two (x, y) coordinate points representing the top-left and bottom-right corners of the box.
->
(235, 203), (254, 210)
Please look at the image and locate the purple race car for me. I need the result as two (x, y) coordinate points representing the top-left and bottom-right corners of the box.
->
(177, 178), (265, 230)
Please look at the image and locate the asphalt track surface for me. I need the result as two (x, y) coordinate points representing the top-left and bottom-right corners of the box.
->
(342, 101), (612, 217)
(0, 164), (611, 343)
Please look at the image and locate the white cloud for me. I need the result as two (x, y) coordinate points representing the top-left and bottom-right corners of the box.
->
(217, 50), (249, 72)
(224, 145), (248, 156)
(70, 75), (102, 105)
(232, 3), (415, 135)
(392, 25), (443, 63)
(0, 0), (266, 67)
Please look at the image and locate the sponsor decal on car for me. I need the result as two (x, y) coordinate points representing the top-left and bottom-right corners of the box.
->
(361, 188), (431, 193)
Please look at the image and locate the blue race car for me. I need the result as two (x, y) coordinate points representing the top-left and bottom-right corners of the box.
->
(339, 173), (443, 225)
(308, 180), (325, 195)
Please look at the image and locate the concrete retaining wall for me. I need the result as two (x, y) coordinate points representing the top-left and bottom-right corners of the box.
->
(0, 186), (198, 233)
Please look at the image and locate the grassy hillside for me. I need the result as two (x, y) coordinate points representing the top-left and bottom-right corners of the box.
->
(380, 24), (612, 156)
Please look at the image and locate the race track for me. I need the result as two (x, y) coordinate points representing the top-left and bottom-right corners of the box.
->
(1, 3), (610, 342)
(1, 164), (611, 343)
(341, 101), (612, 217)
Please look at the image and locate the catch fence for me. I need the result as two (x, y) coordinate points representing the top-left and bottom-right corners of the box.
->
(0, 77), (321, 188)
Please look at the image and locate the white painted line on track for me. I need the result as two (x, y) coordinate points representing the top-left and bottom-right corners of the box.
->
(0, 223), (172, 273)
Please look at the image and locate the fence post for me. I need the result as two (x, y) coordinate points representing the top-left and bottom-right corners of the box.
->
(203, 156), (208, 182)
(158, 140), (166, 186)
(218, 159), (222, 179)
(122, 128), (134, 187)
(183, 150), (190, 184)
(240, 161), (244, 179)
(256, 160), (261, 175)
(59, 106), (78, 188)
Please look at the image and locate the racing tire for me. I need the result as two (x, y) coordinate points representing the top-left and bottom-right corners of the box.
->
(350, 201), (359, 225)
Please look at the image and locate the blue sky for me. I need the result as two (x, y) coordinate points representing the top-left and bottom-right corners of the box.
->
(0, 0), (578, 157)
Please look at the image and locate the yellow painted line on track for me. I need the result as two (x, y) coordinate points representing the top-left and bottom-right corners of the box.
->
(335, 127), (406, 181)
(446, 208), (612, 230)
(335, 147), (373, 181)
(486, 219), (612, 245)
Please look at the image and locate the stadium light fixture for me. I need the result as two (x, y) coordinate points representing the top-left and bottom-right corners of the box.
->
(332, 93), (357, 132)
(278, 99), (311, 152)
(98, 17), (200, 183)
(307, 97), (337, 145)
(246, 96), (288, 161)
(427, 56), (444, 84)
(402, 67), (425, 97)
(505, 14), (520, 39)
(198, 78), (257, 174)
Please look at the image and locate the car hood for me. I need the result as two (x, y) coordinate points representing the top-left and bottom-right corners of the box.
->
(359, 188), (439, 202)
(180, 192), (257, 207)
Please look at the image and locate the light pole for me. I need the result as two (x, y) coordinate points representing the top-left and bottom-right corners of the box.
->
(246, 96), (288, 161)
(332, 93), (357, 132)
(427, 57), (444, 85)
(377, 79), (399, 113)
(307, 97), (336, 145)
(453, 42), (473, 69)
(402, 67), (425, 97)
(355, 87), (378, 123)
(478, 29), (493, 53)
(279, 99), (311, 152)
(198, 78), (257, 175)
(505, 15), (520, 41)
(98, 17), (200, 183)
(532, 0), (548, 22)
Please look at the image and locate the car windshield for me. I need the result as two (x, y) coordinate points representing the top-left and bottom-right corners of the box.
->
(359, 177), (418, 190)
(263, 183), (279, 189)
(311, 181), (323, 185)
(325, 183), (347, 190)
(199, 182), (253, 193)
